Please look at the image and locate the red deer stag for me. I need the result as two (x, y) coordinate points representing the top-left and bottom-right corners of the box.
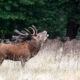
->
(0, 25), (49, 67)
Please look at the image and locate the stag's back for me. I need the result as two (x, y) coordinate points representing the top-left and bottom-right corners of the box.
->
(0, 43), (31, 59)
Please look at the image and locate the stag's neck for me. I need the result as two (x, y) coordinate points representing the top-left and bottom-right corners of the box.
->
(28, 39), (41, 57)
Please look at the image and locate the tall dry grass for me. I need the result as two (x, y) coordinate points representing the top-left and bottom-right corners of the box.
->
(0, 39), (80, 80)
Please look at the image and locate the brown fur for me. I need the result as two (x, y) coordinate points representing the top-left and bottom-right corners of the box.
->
(0, 39), (41, 67)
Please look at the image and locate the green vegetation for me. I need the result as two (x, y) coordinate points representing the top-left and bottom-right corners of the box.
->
(0, 0), (80, 39)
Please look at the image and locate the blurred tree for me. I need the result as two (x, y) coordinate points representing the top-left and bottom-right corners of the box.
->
(0, 0), (80, 39)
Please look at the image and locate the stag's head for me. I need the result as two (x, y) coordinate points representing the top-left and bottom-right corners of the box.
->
(30, 25), (49, 43)
(12, 25), (49, 44)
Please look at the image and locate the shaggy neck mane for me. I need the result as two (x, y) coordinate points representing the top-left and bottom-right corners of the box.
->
(28, 39), (41, 57)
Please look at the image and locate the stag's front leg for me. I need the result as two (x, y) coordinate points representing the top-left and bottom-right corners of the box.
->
(21, 59), (25, 67)
(0, 57), (4, 65)
(20, 55), (31, 67)
(19, 56), (26, 67)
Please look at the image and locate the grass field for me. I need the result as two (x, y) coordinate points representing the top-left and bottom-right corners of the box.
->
(0, 39), (80, 80)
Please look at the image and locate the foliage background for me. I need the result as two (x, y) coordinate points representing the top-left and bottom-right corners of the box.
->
(0, 0), (80, 39)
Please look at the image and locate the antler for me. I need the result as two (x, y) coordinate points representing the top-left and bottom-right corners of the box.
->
(29, 25), (38, 36)
(14, 29), (29, 36)
(14, 25), (37, 37)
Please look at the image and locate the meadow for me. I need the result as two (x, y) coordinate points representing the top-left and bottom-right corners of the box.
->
(0, 39), (80, 80)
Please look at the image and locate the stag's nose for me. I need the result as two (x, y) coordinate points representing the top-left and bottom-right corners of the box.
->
(43, 31), (49, 37)
(47, 34), (49, 37)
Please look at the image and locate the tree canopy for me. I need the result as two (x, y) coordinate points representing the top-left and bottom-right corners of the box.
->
(0, 0), (80, 39)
